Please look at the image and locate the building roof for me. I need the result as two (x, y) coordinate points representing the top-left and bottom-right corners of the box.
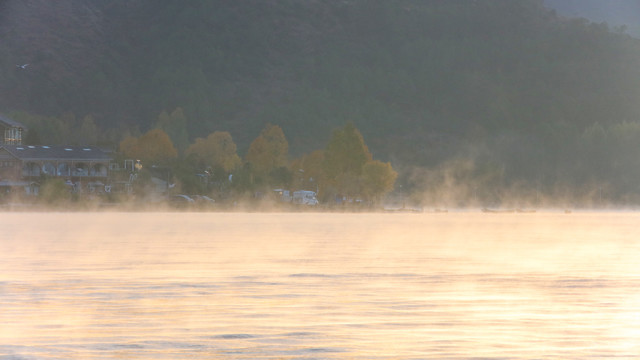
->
(0, 145), (111, 161)
(0, 114), (27, 130)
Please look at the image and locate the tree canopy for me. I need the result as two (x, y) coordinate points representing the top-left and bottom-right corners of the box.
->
(323, 122), (372, 181)
(361, 160), (398, 203)
(245, 124), (289, 176)
(119, 128), (178, 166)
(156, 107), (189, 153)
(184, 131), (241, 173)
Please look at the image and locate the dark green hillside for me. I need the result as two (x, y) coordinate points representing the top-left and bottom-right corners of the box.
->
(2, 0), (640, 202)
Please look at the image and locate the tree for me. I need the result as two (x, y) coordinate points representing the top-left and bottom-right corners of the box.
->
(12, 112), (72, 145)
(24, 128), (42, 145)
(578, 122), (610, 183)
(184, 131), (241, 174)
(323, 122), (372, 180)
(119, 135), (138, 158)
(39, 178), (72, 205)
(245, 124), (289, 176)
(78, 115), (98, 145)
(291, 150), (325, 191)
(119, 128), (177, 166)
(323, 122), (372, 197)
(156, 107), (189, 153)
(608, 121), (640, 196)
(268, 166), (293, 189)
(361, 160), (398, 203)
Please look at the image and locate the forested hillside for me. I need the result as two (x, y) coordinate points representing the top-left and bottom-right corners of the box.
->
(2, 0), (640, 204)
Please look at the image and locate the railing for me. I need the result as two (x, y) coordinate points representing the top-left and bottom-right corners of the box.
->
(22, 170), (108, 177)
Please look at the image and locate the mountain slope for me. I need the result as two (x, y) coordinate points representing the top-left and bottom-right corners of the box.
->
(1, 0), (640, 196)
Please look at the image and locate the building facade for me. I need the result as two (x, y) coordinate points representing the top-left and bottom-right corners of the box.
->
(0, 114), (26, 145)
(0, 145), (111, 194)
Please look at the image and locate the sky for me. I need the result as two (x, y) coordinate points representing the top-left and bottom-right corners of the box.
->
(544, 0), (640, 37)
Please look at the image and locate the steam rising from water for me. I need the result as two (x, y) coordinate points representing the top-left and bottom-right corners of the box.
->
(1, 212), (639, 359)
(405, 158), (632, 210)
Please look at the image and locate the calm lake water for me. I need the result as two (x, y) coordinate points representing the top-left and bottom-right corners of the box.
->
(1, 211), (639, 359)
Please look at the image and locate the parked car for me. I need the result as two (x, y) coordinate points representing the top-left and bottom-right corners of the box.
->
(292, 190), (319, 205)
(167, 194), (195, 208)
(191, 195), (215, 208)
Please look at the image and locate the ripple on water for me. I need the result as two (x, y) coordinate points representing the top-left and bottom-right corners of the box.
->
(3, 212), (640, 359)
(215, 333), (255, 339)
(143, 341), (207, 350)
(289, 273), (340, 278)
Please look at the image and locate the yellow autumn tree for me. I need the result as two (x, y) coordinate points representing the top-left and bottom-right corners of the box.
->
(291, 150), (325, 191)
(119, 135), (139, 158)
(323, 122), (372, 198)
(323, 122), (372, 180)
(185, 131), (241, 173)
(119, 128), (177, 166)
(361, 160), (398, 203)
(245, 124), (289, 175)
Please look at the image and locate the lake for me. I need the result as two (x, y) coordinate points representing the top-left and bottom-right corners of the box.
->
(1, 211), (639, 359)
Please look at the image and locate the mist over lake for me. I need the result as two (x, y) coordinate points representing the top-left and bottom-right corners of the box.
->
(3, 2), (640, 357)
(2, 212), (639, 359)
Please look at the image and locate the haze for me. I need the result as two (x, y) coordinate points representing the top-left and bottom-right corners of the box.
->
(2, 2), (640, 359)
(1, 1), (640, 207)
(2, 212), (640, 359)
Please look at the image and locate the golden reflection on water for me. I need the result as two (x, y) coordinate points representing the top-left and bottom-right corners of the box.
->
(1, 211), (640, 359)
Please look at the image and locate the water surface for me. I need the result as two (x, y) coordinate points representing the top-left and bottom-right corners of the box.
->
(1, 212), (639, 359)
